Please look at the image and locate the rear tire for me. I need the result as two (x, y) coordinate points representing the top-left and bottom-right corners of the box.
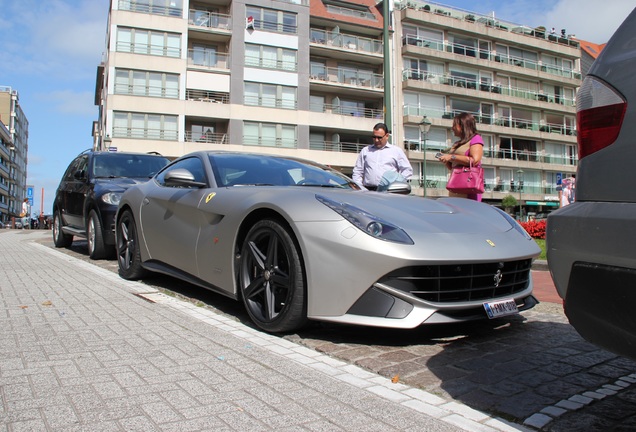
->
(87, 210), (108, 260)
(52, 210), (73, 248)
(116, 210), (147, 280)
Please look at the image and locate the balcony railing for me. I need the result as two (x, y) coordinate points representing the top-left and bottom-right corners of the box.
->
(114, 83), (179, 99)
(310, 67), (383, 89)
(187, 50), (230, 70)
(403, 104), (577, 137)
(243, 136), (298, 148)
(310, 29), (383, 55)
(112, 127), (178, 141)
(117, 42), (181, 58)
(398, 1), (580, 49)
(402, 35), (582, 80)
(244, 95), (297, 110)
(325, 4), (376, 20)
(309, 141), (366, 153)
(402, 69), (576, 107)
(186, 89), (229, 103)
(184, 131), (227, 144)
(118, 0), (182, 17)
(188, 9), (231, 30)
(245, 57), (297, 72)
(309, 102), (382, 119)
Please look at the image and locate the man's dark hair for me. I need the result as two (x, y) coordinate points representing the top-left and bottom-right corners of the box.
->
(373, 123), (390, 134)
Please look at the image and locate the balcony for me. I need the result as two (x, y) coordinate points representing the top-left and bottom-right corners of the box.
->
(402, 69), (576, 107)
(187, 50), (230, 71)
(188, 9), (231, 31)
(402, 35), (581, 81)
(398, 1), (580, 49)
(309, 102), (382, 119)
(310, 67), (383, 92)
(186, 89), (229, 104)
(118, 0), (182, 17)
(184, 131), (227, 144)
(310, 29), (383, 62)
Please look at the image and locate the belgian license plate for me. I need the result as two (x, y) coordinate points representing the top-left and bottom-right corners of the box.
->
(483, 299), (519, 319)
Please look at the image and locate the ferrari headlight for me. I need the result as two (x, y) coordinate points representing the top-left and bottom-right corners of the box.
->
(316, 195), (414, 244)
(494, 207), (532, 240)
(101, 192), (122, 206)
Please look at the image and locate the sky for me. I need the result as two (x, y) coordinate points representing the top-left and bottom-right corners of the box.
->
(0, 0), (634, 215)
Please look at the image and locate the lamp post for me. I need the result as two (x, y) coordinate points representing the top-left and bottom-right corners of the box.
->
(517, 169), (524, 221)
(419, 116), (432, 197)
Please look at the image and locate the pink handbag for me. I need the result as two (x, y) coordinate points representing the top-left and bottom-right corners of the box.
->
(446, 158), (485, 194)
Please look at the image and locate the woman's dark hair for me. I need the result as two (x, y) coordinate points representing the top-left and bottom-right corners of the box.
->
(373, 123), (390, 134)
(451, 113), (478, 150)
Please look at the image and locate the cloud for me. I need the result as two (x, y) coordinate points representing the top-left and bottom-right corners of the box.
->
(497, 0), (634, 43)
(0, 0), (108, 79)
(37, 90), (98, 116)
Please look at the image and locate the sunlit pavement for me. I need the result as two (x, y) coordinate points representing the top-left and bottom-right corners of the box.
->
(13, 229), (636, 431)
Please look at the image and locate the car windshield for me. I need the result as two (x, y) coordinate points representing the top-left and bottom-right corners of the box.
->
(93, 154), (169, 178)
(208, 153), (359, 189)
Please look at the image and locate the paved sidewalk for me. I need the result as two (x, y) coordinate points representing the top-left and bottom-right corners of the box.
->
(0, 230), (525, 431)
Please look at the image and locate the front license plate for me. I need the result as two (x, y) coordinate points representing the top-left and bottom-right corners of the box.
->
(483, 299), (519, 319)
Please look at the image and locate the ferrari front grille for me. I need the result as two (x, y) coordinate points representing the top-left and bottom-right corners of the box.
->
(379, 259), (533, 303)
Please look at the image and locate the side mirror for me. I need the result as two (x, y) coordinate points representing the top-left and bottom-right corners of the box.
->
(387, 181), (411, 195)
(73, 169), (86, 180)
(164, 168), (206, 188)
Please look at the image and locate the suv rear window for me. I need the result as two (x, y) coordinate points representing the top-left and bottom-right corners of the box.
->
(92, 154), (169, 178)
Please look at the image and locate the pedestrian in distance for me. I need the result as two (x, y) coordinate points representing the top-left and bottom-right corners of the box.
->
(437, 112), (484, 201)
(21, 198), (30, 229)
(352, 123), (413, 191)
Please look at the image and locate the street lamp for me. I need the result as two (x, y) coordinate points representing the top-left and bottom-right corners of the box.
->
(517, 169), (524, 221)
(419, 116), (432, 197)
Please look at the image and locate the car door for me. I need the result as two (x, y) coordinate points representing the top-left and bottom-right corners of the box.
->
(60, 155), (90, 229)
(139, 156), (210, 277)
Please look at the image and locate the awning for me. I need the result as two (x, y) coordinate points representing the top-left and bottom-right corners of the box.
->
(525, 201), (559, 207)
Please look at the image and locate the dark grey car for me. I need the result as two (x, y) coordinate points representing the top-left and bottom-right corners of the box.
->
(547, 8), (636, 360)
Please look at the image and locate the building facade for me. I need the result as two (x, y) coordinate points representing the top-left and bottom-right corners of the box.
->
(0, 86), (29, 224)
(95, 0), (580, 214)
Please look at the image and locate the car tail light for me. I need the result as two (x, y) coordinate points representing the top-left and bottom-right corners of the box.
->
(576, 76), (627, 159)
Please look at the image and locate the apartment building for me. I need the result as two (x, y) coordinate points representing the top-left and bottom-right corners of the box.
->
(0, 86), (29, 224)
(95, 0), (580, 213)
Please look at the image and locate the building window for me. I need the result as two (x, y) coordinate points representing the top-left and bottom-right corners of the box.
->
(114, 69), (179, 98)
(246, 6), (297, 34)
(116, 27), (181, 58)
(245, 44), (297, 72)
(243, 122), (297, 148)
(244, 83), (297, 109)
(113, 112), (178, 140)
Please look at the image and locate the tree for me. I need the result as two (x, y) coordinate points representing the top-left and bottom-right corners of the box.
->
(501, 195), (518, 214)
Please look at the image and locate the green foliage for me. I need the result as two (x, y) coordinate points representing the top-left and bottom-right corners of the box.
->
(501, 194), (517, 210)
(534, 238), (546, 260)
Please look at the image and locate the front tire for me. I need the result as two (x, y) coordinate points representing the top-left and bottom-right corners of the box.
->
(116, 210), (147, 280)
(87, 210), (108, 260)
(52, 210), (73, 248)
(239, 219), (307, 333)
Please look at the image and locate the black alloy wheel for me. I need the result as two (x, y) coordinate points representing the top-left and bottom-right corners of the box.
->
(239, 219), (307, 333)
(116, 210), (147, 280)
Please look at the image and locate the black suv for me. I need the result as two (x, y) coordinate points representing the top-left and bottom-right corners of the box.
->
(52, 150), (169, 259)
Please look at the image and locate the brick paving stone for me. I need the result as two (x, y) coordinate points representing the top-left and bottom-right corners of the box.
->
(16, 231), (636, 431)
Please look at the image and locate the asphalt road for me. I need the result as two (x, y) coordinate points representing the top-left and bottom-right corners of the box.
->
(31, 231), (636, 431)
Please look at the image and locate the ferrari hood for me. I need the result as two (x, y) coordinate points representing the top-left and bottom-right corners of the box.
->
(311, 190), (516, 234)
